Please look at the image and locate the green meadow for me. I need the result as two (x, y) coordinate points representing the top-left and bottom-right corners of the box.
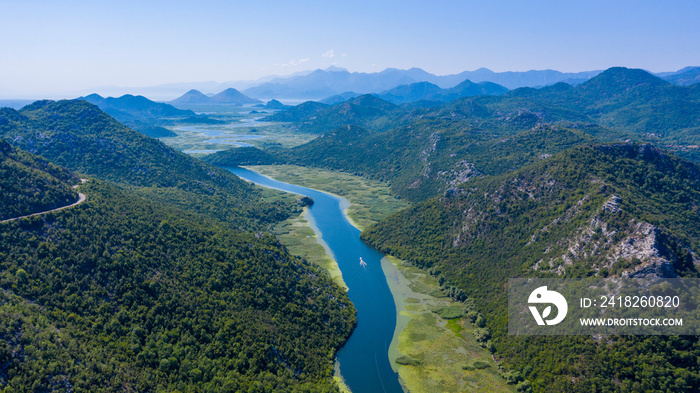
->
(247, 164), (411, 230)
(383, 256), (515, 393)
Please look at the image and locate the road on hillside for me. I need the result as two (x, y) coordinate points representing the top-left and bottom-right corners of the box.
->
(0, 180), (88, 224)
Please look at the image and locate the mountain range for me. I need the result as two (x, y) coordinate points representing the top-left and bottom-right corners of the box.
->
(207, 67), (700, 200)
(375, 79), (509, 104)
(201, 65), (700, 391)
(54, 66), (700, 104)
(362, 143), (700, 391)
(240, 66), (700, 100)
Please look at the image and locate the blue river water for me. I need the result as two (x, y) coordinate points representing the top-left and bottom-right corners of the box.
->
(227, 167), (404, 393)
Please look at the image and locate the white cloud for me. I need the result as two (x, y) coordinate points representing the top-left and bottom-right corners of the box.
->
(322, 49), (335, 58)
(281, 58), (310, 68)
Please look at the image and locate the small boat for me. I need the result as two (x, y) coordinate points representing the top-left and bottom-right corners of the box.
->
(359, 257), (367, 269)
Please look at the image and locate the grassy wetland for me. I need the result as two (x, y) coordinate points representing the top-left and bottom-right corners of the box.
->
(247, 164), (411, 230)
(159, 106), (318, 156)
(383, 256), (514, 393)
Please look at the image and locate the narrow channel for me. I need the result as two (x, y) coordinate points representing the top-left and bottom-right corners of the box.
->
(227, 167), (404, 393)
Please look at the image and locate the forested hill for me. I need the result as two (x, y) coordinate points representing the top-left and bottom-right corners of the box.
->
(0, 100), (290, 231)
(362, 143), (700, 391)
(204, 123), (600, 202)
(0, 139), (79, 221)
(206, 67), (700, 202)
(0, 179), (355, 391)
(80, 94), (198, 138)
(261, 94), (399, 134)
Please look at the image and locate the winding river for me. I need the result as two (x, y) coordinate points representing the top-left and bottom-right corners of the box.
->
(227, 167), (404, 393)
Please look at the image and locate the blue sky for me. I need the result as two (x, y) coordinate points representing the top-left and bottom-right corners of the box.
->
(1, 0), (699, 97)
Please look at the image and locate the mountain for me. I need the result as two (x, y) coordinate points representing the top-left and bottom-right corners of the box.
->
(210, 67), (700, 202)
(262, 101), (330, 123)
(209, 88), (262, 104)
(0, 177), (354, 391)
(170, 88), (262, 106)
(169, 88), (211, 104)
(263, 99), (289, 109)
(0, 100), (356, 390)
(657, 66), (700, 86)
(241, 67), (603, 99)
(376, 79), (509, 104)
(80, 93), (197, 137)
(265, 95), (399, 134)
(82, 93), (194, 118)
(205, 123), (598, 202)
(362, 144), (700, 391)
(434, 67), (700, 150)
(442, 79), (509, 99)
(70, 66), (696, 102)
(376, 82), (443, 104)
(243, 67), (437, 99)
(0, 139), (79, 220)
(0, 100), (292, 230)
(451, 67), (603, 89)
(319, 91), (361, 105)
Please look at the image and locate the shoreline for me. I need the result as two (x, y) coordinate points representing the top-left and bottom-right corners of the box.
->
(240, 165), (416, 392)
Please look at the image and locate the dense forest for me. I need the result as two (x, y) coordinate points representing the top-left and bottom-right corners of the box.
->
(0, 179), (355, 391)
(0, 100), (293, 232)
(362, 144), (700, 391)
(0, 139), (79, 221)
(0, 102), (358, 391)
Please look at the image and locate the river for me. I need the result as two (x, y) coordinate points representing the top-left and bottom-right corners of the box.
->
(227, 167), (404, 393)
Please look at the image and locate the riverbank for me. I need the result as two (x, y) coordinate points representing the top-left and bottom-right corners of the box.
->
(252, 165), (513, 392)
(247, 165), (410, 231)
(230, 166), (404, 393)
(272, 207), (347, 290)
(382, 256), (515, 393)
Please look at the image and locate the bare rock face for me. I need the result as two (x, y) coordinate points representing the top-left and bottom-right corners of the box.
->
(614, 222), (677, 279)
(530, 194), (697, 278)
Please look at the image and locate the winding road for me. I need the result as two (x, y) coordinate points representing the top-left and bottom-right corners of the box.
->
(1, 179), (88, 224)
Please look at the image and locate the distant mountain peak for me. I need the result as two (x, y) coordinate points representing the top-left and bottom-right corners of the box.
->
(577, 67), (668, 97)
(210, 88), (262, 104)
(348, 94), (396, 108)
(324, 66), (348, 72)
(170, 88), (261, 105)
(170, 89), (210, 104)
(586, 67), (667, 87)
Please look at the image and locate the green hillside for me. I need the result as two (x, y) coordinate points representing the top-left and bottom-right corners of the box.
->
(0, 139), (79, 221)
(0, 100), (291, 231)
(204, 123), (599, 202)
(80, 94), (201, 137)
(362, 144), (700, 391)
(0, 179), (355, 391)
(263, 95), (400, 134)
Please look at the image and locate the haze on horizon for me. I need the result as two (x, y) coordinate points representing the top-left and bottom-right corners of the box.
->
(1, 0), (699, 99)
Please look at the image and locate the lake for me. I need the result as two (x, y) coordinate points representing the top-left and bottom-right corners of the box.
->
(228, 167), (404, 393)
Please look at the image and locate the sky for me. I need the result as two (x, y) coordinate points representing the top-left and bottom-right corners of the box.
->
(1, 0), (699, 98)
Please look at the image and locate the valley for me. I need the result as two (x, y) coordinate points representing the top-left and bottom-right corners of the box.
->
(158, 69), (700, 391)
(228, 165), (512, 393)
(2, 64), (700, 393)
